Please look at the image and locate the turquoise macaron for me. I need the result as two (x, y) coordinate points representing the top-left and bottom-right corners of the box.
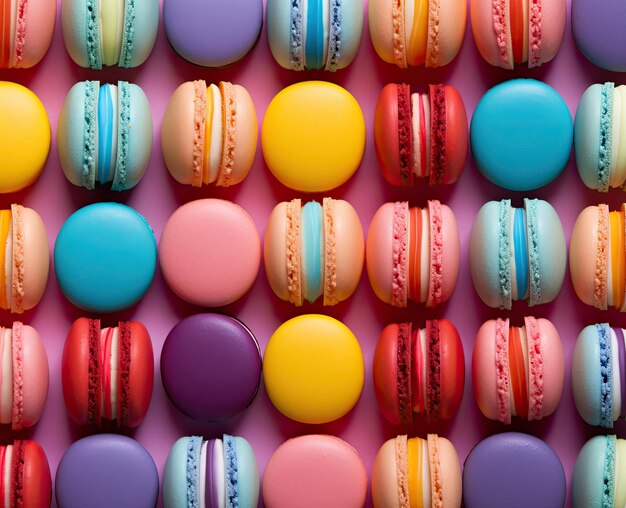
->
(62, 0), (158, 68)
(471, 79), (573, 191)
(58, 81), (152, 191)
(572, 435), (626, 508)
(54, 203), (157, 313)
(470, 198), (566, 309)
(266, 0), (363, 71)
(163, 435), (259, 508)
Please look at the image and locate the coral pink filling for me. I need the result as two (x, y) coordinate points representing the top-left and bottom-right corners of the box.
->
(528, 0), (542, 68)
(323, 198), (338, 306)
(426, 200), (442, 307)
(495, 318), (511, 424)
(426, 320), (441, 419)
(595, 204), (609, 310)
(492, 0), (512, 67)
(392, 202), (408, 307)
(429, 85), (447, 185)
(286, 199), (302, 306)
(525, 316), (544, 420)
(428, 434), (443, 508)
(10, 322), (23, 430)
(191, 81), (207, 188)
(397, 84), (413, 183)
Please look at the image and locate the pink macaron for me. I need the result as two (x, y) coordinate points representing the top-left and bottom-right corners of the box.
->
(366, 200), (460, 308)
(473, 317), (564, 424)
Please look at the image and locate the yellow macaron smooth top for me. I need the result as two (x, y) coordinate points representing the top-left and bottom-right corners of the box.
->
(262, 81), (366, 193)
(0, 82), (50, 193)
(263, 314), (365, 424)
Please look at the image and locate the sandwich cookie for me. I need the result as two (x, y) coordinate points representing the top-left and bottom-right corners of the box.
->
(0, 440), (51, 507)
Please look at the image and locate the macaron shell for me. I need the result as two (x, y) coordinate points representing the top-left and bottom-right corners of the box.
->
(374, 84), (402, 185)
(21, 440), (52, 508)
(61, 0), (89, 67)
(227, 84), (258, 186)
(264, 201), (291, 301)
(574, 84), (603, 190)
(368, 0), (395, 65)
(472, 319), (503, 421)
(569, 206), (602, 308)
(572, 435), (612, 508)
(61, 318), (92, 425)
(124, 0), (159, 67)
(263, 435), (367, 508)
(232, 436), (259, 508)
(16, 0), (56, 68)
(366, 202), (396, 304)
(437, 437), (462, 508)
(371, 438), (400, 508)
(438, 320), (465, 420)
(536, 318), (565, 419)
(372, 323), (404, 425)
(536, 0), (566, 66)
(435, 0), (467, 67)
(470, 201), (502, 308)
(436, 204), (460, 305)
(18, 324), (49, 428)
(125, 321), (154, 427)
(335, 0), (364, 69)
(442, 85), (468, 184)
(470, 0), (506, 68)
(572, 325), (604, 426)
(58, 81), (91, 187)
(162, 437), (191, 508)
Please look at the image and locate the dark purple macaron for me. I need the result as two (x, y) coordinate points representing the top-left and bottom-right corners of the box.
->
(161, 313), (262, 422)
(163, 0), (263, 67)
(55, 434), (159, 508)
(463, 432), (566, 508)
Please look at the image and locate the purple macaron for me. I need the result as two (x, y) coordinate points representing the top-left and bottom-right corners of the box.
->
(160, 313), (262, 422)
(164, 0), (263, 67)
(463, 432), (566, 508)
(55, 434), (159, 508)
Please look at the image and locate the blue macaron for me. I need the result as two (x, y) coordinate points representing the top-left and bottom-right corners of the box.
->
(163, 435), (259, 508)
(471, 79), (573, 191)
(470, 198), (566, 309)
(266, 0), (363, 71)
(54, 203), (157, 313)
(58, 81), (152, 191)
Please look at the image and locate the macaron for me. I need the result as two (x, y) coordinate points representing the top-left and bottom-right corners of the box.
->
(570, 204), (626, 311)
(55, 434), (159, 508)
(575, 82), (626, 192)
(572, 323), (626, 428)
(161, 80), (257, 188)
(160, 314), (262, 423)
(463, 432), (566, 508)
(263, 314), (364, 424)
(62, 317), (154, 428)
(266, 0), (363, 71)
(0, 0), (55, 68)
(371, 434), (462, 508)
(262, 81), (366, 192)
(0, 440), (51, 507)
(164, 435), (259, 508)
(470, 199), (566, 309)
(473, 317), (564, 424)
(263, 435), (367, 508)
(159, 199), (260, 307)
(369, 0), (466, 68)
(62, 0), (158, 68)
(572, 435), (626, 508)
(54, 202), (157, 313)
(164, 0), (262, 67)
(375, 83), (468, 186)
(0, 82), (50, 193)
(366, 200), (460, 308)
(264, 197), (364, 306)
(0, 204), (49, 313)
(470, 0), (565, 69)
(470, 79), (573, 191)
(58, 80), (152, 191)
(572, 0), (626, 71)
(373, 320), (465, 424)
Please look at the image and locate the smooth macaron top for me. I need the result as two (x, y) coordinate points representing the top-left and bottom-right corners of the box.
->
(470, 0), (565, 69)
(161, 81), (258, 188)
(264, 197), (364, 306)
(471, 79), (572, 191)
(369, 0), (467, 68)
(58, 80), (153, 191)
(164, 0), (262, 67)
(473, 317), (564, 424)
(62, 0), (158, 68)
(55, 434), (159, 508)
(572, 0), (626, 71)
(161, 314), (262, 423)
(262, 81), (366, 192)
(267, 0), (363, 71)
(159, 199), (261, 307)
(263, 435), (367, 508)
(470, 199), (566, 309)
(572, 435), (626, 508)
(463, 432), (566, 508)
(54, 202), (156, 313)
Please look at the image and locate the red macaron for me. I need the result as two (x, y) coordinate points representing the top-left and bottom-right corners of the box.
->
(374, 83), (468, 186)
(0, 440), (51, 507)
(373, 320), (465, 424)
(62, 318), (154, 428)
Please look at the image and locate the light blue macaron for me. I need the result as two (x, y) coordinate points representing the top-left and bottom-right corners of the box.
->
(267, 0), (363, 71)
(470, 198), (566, 309)
(471, 79), (573, 191)
(163, 435), (259, 508)
(54, 202), (157, 313)
(58, 81), (152, 191)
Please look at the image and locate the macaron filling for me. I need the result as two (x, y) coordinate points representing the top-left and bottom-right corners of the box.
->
(406, 436), (432, 507)
(86, 0), (134, 68)
(97, 84), (118, 185)
(101, 0), (124, 65)
(608, 208), (625, 309)
(0, 328), (12, 424)
(404, 0), (429, 66)
(616, 437), (626, 507)
(99, 326), (118, 421)
(0, 0), (12, 68)
(0, 209), (11, 310)
(305, 0), (325, 69)
(202, 84), (223, 185)
(301, 201), (324, 303)
(511, 207), (529, 301)
(508, 325), (529, 418)
(408, 207), (430, 303)
(410, 92), (431, 180)
(290, 0), (341, 70)
(0, 444), (10, 507)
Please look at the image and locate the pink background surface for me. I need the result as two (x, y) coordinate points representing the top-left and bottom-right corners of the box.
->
(0, 0), (624, 506)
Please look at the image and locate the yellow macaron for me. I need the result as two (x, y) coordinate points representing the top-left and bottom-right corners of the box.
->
(263, 314), (364, 424)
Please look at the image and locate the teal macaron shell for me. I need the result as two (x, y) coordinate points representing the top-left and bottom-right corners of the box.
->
(266, 0), (363, 71)
(62, 0), (158, 68)
(572, 435), (617, 508)
(470, 199), (566, 309)
(54, 202), (157, 313)
(58, 80), (152, 191)
(471, 79), (573, 191)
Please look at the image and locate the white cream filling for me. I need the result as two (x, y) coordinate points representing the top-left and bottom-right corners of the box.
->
(207, 84), (223, 184)
(422, 95), (431, 177)
(415, 328), (427, 412)
(615, 439), (626, 508)
(214, 439), (225, 508)
(99, 327), (119, 420)
(411, 94), (421, 177)
(322, 0), (329, 66)
(3, 445), (11, 507)
(0, 329), (12, 424)
(420, 207), (429, 303)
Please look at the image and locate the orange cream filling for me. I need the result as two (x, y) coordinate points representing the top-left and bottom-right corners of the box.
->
(509, 326), (528, 418)
(0, 211), (10, 310)
(509, 0), (528, 64)
(610, 210), (625, 309)
(407, 438), (423, 508)
(408, 207), (422, 301)
(407, 0), (428, 66)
